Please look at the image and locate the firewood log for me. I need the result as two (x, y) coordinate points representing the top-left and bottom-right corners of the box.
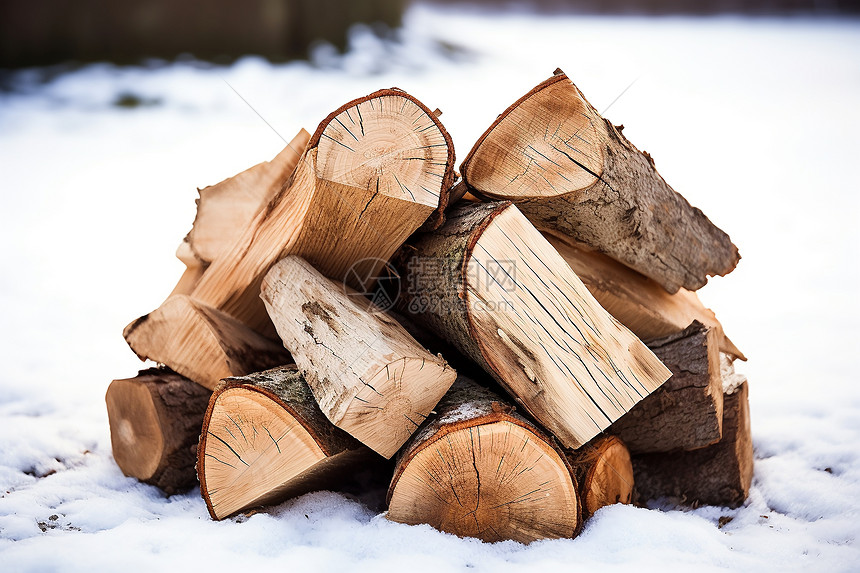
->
(198, 366), (368, 520)
(545, 234), (745, 360)
(460, 70), (739, 294)
(566, 435), (634, 518)
(169, 129), (311, 297)
(631, 377), (753, 508)
(394, 201), (671, 449)
(181, 129), (312, 269)
(189, 88), (455, 336)
(105, 368), (211, 494)
(609, 321), (724, 453)
(386, 377), (582, 544)
(123, 295), (290, 390)
(261, 256), (457, 459)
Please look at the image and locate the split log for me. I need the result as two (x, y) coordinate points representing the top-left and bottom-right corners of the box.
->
(609, 321), (724, 454)
(631, 380), (753, 508)
(105, 368), (211, 494)
(386, 377), (582, 544)
(460, 70), (739, 294)
(168, 129), (311, 298)
(188, 88), (455, 335)
(545, 234), (745, 360)
(566, 435), (634, 518)
(261, 255), (457, 458)
(179, 129), (311, 270)
(123, 294), (291, 390)
(198, 366), (368, 520)
(394, 201), (671, 449)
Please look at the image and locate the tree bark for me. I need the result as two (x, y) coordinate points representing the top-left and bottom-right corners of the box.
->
(393, 201), (671, 449)
(261, 255), (457, 459)
(461, 70), (740, 294)
(123, 294), (291, 390)
(187, 88), (455, 336)
(198, 366), (369, 520)
(631, 380), (753, 508)
(105, 368), (211, 494)
(386, 376), (582, 544)
(609, 321), (724, 454)
(566, 435), (634, 518)
(545, 234), (745, 360)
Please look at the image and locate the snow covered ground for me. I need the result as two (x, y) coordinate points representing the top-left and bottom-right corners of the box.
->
(1, 4), (859, 570)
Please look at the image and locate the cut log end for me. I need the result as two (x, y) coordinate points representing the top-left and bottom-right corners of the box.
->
(106, 369), (211, 494)
(567, 435), (634, 518)
(338, 355), (456, 459)
(462, 73), (603, 199)
(199, 367), (366, 520)
(310, 89), (455, 226)
(387, 417), (580, 544)
(262, 255), (457, 459)
(106, 378), (164, 481)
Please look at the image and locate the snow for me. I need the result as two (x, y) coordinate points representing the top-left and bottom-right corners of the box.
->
(2, 3), (860, 570)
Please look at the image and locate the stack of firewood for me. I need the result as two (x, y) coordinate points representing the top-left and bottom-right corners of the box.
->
(106, 69), (752, 544)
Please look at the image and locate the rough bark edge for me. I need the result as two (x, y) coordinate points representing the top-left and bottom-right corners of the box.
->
(460, 70), (741, 292)
(393, 201), (512, 382)
(608, 320), (723, 454)
(197, 366), (362, 520)
(307, 87), (456, 231)
(631, 381), (752, 508)
(386, 378), (582, 538)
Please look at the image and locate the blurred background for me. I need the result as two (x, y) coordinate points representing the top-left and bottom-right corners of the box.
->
(1, 0), (859, 68)
(1, 1), (859, 568)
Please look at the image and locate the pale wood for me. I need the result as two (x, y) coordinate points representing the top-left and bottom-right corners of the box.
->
(394, 201), (671, 449)
(198, 366), (367, 520)
(123, 294), (291, 390)
(545, 234), (745, 360)
(609, 321), (724, 453)
(566, 435), (634, 518)
(261, 255), (457, 458)
(168, 264), (205, 298)
(461, 70), (740, 294)
(188, 89), (455, 336)
(632, 380), (753, 508)
(180, 129), (311, 268)
(105, 368), (211, 494)
(387, 377), (581, 543)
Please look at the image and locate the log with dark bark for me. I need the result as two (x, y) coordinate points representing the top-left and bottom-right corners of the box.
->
(261, 256), (457, 459)
(545, 234), (745, 360)
(386, 377), (582, 544)
(566, 435), (634, 518)
(187, 88), (455, 336)
(609, 321), (724, 454)
(105, 368), (211, 494)
(632, 378), (753, 508)
(123, 294), (291, 390)
(394, 201), (671, 449)
(198, 366), (369, 520)
(461, 70), (739, 294)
